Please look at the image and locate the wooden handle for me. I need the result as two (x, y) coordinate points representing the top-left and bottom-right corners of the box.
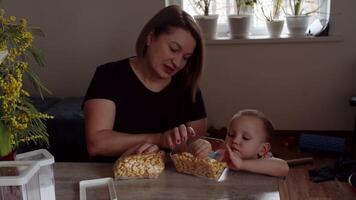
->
(287, 157), (313, 166)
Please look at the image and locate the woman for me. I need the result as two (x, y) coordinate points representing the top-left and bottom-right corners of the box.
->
(83, 5), (207, 160)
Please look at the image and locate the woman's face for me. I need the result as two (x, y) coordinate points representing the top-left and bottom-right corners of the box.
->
(145, 27), (196, 80)
(225, 116), (268, 159)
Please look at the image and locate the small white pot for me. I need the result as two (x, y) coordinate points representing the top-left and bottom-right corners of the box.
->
(266, 20), (284, 38)
(286, 15), (311, 37)
(228, 15), (251, 39)
(194, 15), (218, 40)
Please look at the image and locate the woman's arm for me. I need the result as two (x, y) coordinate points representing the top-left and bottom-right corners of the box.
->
(84, 99), (205, 157)
(84, 99), (162, 157)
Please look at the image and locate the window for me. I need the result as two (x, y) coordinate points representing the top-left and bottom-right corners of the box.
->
(167, 0), (331, 39)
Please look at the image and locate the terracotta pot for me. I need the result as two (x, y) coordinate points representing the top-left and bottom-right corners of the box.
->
(0, 150), (16, 161)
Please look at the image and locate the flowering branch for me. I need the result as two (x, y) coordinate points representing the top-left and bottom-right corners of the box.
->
(0, 9), (53, 156)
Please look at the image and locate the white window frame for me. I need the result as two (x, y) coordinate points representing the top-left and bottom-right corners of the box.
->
(166, 0), (332, 41)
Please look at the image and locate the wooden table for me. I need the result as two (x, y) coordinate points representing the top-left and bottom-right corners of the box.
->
(54, 162), (280, 200)
(54, 158), (356, 200)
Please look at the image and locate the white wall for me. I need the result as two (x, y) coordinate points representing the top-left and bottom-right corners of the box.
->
(3, 1), (356, 131)
(3, 0), (165, 96)
(201, 1), (356, 131)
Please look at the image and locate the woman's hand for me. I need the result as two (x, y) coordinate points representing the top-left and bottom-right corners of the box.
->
(160, 124), (196, 149)
(224, 145), (244, 170)
(188, 139), (212, 158)
(122, 143), (165, 157)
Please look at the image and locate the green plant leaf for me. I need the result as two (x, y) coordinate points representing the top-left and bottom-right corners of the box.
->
(28, 46), (45, 67)
(30, 27), (45, 37)
(0, 121), (13, 157)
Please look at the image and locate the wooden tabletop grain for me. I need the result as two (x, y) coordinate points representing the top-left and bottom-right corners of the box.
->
(54, 161), (280, 200)
(54, 157), (356, 200)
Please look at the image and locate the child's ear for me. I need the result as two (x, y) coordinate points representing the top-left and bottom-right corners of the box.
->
(258, 142), (271, 157)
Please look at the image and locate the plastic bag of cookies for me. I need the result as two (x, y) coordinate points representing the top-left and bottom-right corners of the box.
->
(170, 152), (227, 181)
(113, 153), (165, 179)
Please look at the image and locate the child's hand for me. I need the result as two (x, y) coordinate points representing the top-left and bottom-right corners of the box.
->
(188, 139), (212, 158)
(225, 145), (243, 170)
(215, 148), (226, 162)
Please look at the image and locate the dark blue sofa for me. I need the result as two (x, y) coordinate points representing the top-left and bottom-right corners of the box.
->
(29, 97), (89, 162)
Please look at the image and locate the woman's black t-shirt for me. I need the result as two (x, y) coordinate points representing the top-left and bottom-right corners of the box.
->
(83, 58), (207, 134)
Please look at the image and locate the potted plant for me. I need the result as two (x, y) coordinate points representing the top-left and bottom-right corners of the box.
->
(0, 9), (53, 160)
(259, 0), (284, 38)
(284, 0), (323, 37)
(228, 0), (256, 38)
(192, 0), (218, 39)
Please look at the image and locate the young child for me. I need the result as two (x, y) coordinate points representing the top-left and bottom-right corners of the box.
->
(189, 109), (289, 177)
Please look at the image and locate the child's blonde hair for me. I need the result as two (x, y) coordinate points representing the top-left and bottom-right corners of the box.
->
(231, 109), (275, 142)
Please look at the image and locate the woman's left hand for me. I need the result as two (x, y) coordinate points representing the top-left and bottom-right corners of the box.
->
(160, 124), (196, 149)
(122, 143), (165, 157)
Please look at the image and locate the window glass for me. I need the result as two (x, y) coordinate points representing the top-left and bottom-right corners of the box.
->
(179, 0), (330, 38)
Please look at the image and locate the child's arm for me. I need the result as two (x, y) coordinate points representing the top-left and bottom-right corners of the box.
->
(225, 145), (289, 177)
(237, 157), (289, 177)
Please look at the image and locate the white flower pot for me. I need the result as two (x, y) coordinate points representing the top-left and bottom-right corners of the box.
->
(194, 15), (218, 40)
(286, 15), (311, 37)
(266, 20), (284, 38)
(228, 15), (251, 39)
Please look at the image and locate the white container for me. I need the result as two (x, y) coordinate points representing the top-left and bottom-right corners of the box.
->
(0, 161), (41, 200)
(79, 177), (117, 200)
(16, 149), (56, 200)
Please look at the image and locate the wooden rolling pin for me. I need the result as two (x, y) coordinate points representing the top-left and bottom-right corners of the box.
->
(287, 157), (313, 166)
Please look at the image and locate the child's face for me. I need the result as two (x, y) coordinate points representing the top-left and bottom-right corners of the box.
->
(225, 115), (269, 159)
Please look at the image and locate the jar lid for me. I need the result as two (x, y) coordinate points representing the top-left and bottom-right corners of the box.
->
(0, 161), (40, 186)
(16, 149), (55, 166)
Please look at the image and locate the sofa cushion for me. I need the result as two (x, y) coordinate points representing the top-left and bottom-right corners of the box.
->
(26, 97), (89, 162)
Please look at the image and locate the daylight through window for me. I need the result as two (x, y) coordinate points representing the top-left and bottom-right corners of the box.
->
(177, 0), (330, 39)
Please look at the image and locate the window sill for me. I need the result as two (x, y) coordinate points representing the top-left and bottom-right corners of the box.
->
(205, 35), (343, 45)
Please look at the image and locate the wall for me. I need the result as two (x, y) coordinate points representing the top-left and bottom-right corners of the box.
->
(201, 1), (356, 130)
(3, 0), (165, 96)
(3, 1), (356, 131)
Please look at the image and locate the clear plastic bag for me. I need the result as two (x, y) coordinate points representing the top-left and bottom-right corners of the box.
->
(170, 152), (227, 181)
(113, 153), (165, 180)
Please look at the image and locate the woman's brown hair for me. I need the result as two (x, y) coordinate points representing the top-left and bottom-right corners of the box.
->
(135, 5), (204, 100)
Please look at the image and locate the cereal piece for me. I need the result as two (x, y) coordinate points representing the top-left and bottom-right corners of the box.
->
(113, 153), (164, 179)
(171, 152), (227, 181)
